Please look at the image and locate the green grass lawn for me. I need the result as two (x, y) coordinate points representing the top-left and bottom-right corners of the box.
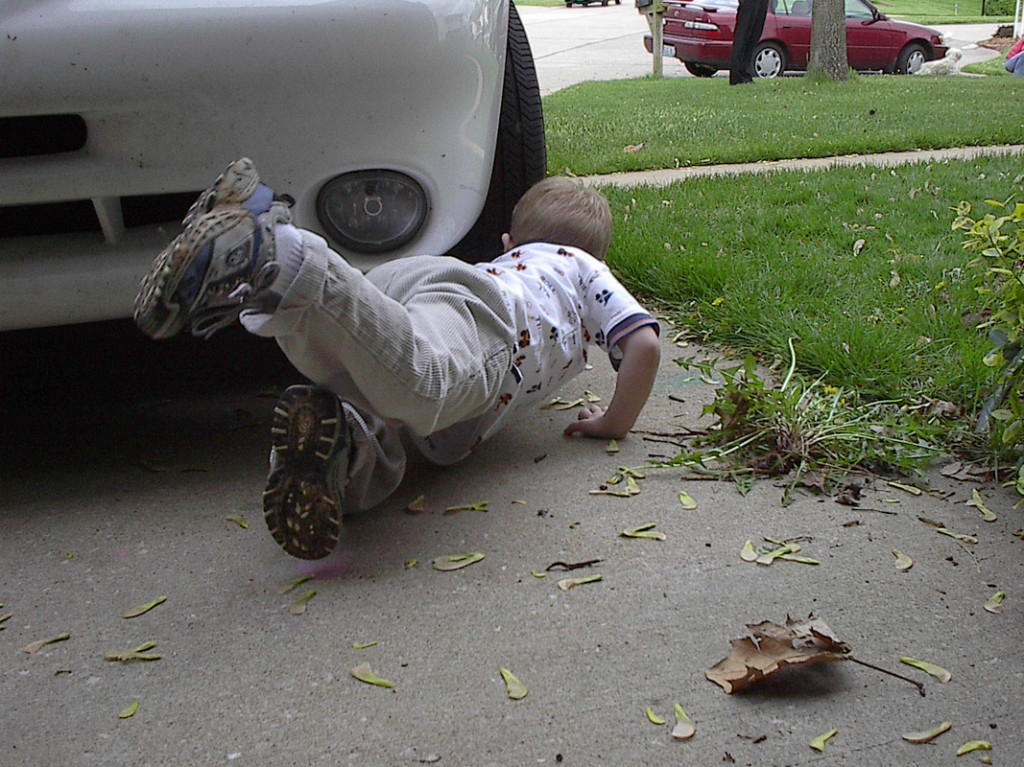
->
(540, 68), (1023, 429)
(544, 76), (1024, 176)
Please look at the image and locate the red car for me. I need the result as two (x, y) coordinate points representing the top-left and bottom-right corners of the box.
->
(644, 0), (948, 78)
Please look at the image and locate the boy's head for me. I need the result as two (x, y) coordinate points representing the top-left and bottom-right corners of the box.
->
(507, 176), (613, 259)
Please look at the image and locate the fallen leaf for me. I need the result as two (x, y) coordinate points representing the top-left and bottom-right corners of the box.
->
(755, 543), (799, 566)
(853, 238), (866, 255)
(892, 549), (914, 571)
(432, 552), (485, 571)
(445, 500), (489, 514)
(404, 558), (418, 570)
(350, 662), (393, 688)
(966, 489), (998, 522)
(778, 554), (820, 565)
(121, 595), (167, 619)
(936, 527), (978, 544)
(810, 729), (837, 752)
(902, 721), (951, 744)
(530, 570), (547, 578)
(406, 494), (426, 513)
(888, 481), (922, 496)
(606, 439), (620, 454)
(23, 633), (70, 654)
(352, 641), (378, 649)
(0, 612), (11, 629)
(739, 540), (758, 562)
(118, 700), (140, 719)
(678, 491), (698, 510)
(104, 641), (162, 662)
(225, 514), (249, 529)
(275, 574), (314, 595)
(671, 703), (696, 740)
(623, 142), (646, 153)
(706, 618), (852, 693)
(983, 590), (1005, 614)
(645, 707), (666, 725)
(900, 656), (951, 683)
(557, 574), (603, 591)
(499, 667), (528, 700)
(956, 740), (992, 756)
(289, 588), (316, 616)
(619, 523), (666, 541)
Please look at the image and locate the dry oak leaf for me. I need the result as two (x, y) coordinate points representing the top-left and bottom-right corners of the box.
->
(706, 617), (852, 693)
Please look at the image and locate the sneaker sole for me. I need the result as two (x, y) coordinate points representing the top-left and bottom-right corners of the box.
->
(134, 207), (251, 340)
(263, 386), (344, 559)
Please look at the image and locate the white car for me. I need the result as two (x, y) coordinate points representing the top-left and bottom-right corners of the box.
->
(0, 0), (545, 330)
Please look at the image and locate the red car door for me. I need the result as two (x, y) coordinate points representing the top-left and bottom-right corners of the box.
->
(773, 0), (813, 69)
(844, 0), (903, 70)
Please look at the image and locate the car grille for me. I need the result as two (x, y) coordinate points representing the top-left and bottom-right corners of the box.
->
(0, 114), (197, 239)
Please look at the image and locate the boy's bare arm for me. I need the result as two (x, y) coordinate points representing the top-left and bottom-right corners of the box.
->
(564, 325), (661, 440)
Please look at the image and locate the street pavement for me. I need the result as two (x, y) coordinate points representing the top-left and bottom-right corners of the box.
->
(2, 7), (1022, 767)
(520, 3), (1003, 93)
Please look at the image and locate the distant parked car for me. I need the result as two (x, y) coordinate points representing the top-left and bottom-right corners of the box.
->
(0, 0), (545, 331)
(644, 0), (948, 78)
(567, 0), (622, 5)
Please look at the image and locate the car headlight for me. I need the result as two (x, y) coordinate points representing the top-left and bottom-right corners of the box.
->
(316, 170), (428, 254)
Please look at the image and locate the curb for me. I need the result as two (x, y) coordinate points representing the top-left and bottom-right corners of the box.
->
(581, 143), (1024, 187)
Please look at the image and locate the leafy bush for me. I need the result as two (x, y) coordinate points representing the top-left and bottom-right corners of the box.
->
(953, 196), (1024, 451)
(983, 0), (1016, 16)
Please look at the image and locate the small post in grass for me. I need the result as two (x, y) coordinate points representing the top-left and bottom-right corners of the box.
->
(637, 0), (666, 79)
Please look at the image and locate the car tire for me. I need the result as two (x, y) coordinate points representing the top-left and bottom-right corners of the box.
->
(684, 62), (718, 77)
(895, 43), (926, 74)
(449, 2), (547, 263)
(752, 41), (785, 78)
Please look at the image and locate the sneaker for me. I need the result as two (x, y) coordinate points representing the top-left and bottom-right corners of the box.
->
(134, 169), (291, 340)
(263, 385), (348, 559)
(181, 157), (262, 230)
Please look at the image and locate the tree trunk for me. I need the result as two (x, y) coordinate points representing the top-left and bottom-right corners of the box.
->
(808, 0), (848, 80)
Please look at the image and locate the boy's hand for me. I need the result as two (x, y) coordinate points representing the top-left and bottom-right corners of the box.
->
(564, 404), (613, 439)
(563, 325), (660, 441)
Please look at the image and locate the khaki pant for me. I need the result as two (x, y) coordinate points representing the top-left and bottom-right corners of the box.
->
(242, 226), (516, 513)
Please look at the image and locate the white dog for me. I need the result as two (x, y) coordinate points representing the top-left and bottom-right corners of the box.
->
(914, 48), (963, 75)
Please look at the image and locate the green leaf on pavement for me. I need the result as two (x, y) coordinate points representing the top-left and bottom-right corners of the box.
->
(499, 667), (528, 700)
(809, 729), (837, 752)
(900, 656), (952, 683)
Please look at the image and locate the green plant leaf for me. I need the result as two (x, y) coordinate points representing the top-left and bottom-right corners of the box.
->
(499, 667), (528, 700)
(22, 633), (70, 654)
(275, 574), (314, 595)
(432, 552), (485, 571)
(967, 489), (998, 522)
(118, 700), (140, 719)
(121, 595), (167, 619)
(900, 656), (952, 683)
(350, 662), (393, 688)
(671, 703), (696, 741)
(678, 491), (697, 509)
(289, 588), (316, 616)
(902, 720), (951, 744)
(983, 590), (1005, 614)
(809, 729), (837, 752)
(645, 707), (666, 725)
(956, 740), (992, 756)
(557, 574), (603, 591)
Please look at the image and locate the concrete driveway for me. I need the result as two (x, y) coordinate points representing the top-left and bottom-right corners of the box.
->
(1, 7), (1021, 767)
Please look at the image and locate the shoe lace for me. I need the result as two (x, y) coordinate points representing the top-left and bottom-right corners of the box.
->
(189, 261), (281, 339)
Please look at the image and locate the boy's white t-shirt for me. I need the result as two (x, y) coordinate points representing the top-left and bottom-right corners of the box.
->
(413, 241), (658, 463)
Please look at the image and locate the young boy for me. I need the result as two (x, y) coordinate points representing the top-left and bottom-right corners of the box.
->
(135, 159), (661, 560)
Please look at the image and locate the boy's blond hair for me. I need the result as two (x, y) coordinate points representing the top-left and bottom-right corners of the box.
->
(509, 176), (613, 259)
